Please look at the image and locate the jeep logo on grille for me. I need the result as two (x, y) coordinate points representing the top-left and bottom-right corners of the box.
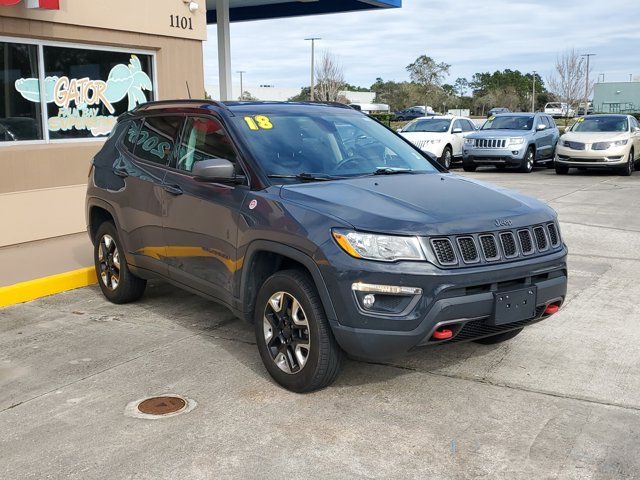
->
(495, 218), (513, 227)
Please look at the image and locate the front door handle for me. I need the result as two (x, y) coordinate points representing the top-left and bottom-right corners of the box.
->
(162, 184), (183, 196)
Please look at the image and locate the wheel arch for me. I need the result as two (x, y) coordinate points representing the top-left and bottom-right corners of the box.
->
(239, 240), (338, 326)
(87, 198), (119, 245)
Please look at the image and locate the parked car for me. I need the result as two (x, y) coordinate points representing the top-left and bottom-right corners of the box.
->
(393, 106), (435, 121)
(398, 115), (477, 168)
(576, 102), (594, 116)
(462, 113), (560, 173)
(86, 100), (567, 392)
(555, 114), (640, 176)
(544, 102), (575, 118)
(487, 107), (511, 118)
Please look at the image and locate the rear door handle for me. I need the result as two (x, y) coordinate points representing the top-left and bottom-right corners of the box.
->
(113, 167), (128, 178)
(162, 184), (183, 195)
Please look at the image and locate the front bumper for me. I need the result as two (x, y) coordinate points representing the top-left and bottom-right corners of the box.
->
(320, 245), (568, 361)
(463, 145), (527, 164)
(555, 146), (628, 167)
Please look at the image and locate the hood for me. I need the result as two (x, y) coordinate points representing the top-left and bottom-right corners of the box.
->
(561, 131), (629, 143)
(468, 129), (532, 139)
(280, 173), (554, 236)
(400, 132), (448, 142)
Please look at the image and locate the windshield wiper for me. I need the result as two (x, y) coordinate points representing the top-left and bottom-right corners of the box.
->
(267, 172), (345, 182)
(372, 167), (418, 176)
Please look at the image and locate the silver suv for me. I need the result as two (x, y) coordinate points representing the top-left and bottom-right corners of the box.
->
(462, 113), (560, 173)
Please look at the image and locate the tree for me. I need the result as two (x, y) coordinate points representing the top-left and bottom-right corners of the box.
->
(405, 55), (451, 112)
(470, 69), (548, 112)
(238, 91), (258, 101)
(287, 87), (311, 102)
(315, 51), (345, 102)
(547, 48), (593, 110)
(454, 77), (470, 97)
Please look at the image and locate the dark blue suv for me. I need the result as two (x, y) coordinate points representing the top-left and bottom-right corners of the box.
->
(86, 101), (568, 392)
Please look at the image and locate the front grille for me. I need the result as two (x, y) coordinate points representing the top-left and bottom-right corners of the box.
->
(427, 224), (563, 268)
(563, 141), (585, 150)
(517, 229), (534, 255)
(431, 239), (457, 265)
(457, 237), (479, 263)
(413, 140), (427, 149)
(449, 307), (546, 343)
(479, 235), (500, 261)
(475, 138), (507, 149)
(547, 223), (560, 247)
(500, 232), (518, 258)
(533, 226), (548, 251)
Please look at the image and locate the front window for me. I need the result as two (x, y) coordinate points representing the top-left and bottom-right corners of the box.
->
(176, 116), (238, 172)
(231, 111), (439, 181)
(402, 118), (451, 133)
(571, 116), (628, 133)
(483, 115), (534, 131)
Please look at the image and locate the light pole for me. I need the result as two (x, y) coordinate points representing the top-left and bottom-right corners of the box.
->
(304, 37), (321, 101)
(532, 70), (537, 112)
(581, 53), (596, 115)
(630, 74), (633, 82)
(237, 70), (246, 100)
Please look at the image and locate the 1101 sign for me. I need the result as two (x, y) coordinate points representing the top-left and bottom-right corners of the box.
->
(170, 15), (193, 30)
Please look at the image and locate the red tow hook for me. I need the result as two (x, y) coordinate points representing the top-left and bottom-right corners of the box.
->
(432, 328), (453, 340)
(544, 304), (560, 315)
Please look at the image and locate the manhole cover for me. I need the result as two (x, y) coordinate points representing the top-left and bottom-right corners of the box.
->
(138, 396), (186, 415)
(125, 394), (196, 420)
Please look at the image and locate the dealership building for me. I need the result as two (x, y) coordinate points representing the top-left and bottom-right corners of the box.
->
(0, 0), (400, 305)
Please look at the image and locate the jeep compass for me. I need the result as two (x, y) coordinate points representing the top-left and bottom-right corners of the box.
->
(86, 100), (568, 392)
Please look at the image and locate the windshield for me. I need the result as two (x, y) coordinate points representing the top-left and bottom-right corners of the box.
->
(402, 118), (451, 133)
(571, 116), (628, 132)
(482, 115), (534, 131)
(231, 111), (439, 181)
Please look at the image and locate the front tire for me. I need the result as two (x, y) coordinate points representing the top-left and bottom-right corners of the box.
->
(462, 160), (477, 172)
(519, 147), (535, 173)
(254, 269), (343, 392)
(619, 150), (634, 176)
(440, 146), (453, 169)
(94, 222), (146, 304)
(474, 328), (523, 345)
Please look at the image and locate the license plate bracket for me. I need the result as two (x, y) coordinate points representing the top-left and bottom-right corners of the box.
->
(492, 287), (537, 325)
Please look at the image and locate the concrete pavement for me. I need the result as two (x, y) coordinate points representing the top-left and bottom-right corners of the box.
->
(1, 167), (639, 479)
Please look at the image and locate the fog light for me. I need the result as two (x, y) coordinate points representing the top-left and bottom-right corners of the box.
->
(363, 294), (376, 309)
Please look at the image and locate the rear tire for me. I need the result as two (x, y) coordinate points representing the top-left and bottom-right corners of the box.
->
(519, 147), (535, 173)
(254, 269), (343, 393)
(555, 165), (569, 175)
(94, 222), (146, 304)
(474, 328), (523, 345)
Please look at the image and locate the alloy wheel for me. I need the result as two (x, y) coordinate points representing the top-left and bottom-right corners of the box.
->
(263, 291), (311, 374)
(98, 234), (120, 291)
(442, 149), (452, 169)
(628, 152), (634, 175)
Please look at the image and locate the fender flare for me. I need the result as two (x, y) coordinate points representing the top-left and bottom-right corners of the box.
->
(240, 240), (338, 325)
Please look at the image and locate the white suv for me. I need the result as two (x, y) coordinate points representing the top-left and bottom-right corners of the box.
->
(398, 116), (477, 168)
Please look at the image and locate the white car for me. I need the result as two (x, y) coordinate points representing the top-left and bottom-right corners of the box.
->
(398, 116), (477, 168)
(544, 102), (575, 118)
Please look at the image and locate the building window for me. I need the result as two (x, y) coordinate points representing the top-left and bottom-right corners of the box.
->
(42, 46), (154, 139)
(1, 41), (43, 142)
(5, 36), (155, 144)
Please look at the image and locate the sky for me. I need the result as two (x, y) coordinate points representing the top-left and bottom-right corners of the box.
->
(202, 0), (640, 92)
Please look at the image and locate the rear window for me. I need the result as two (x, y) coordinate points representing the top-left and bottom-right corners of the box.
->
(128, 116), (182, 165)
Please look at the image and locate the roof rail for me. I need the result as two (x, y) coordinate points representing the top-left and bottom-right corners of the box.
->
(297, 101), (353, 109)
(133, 99), (229, 112)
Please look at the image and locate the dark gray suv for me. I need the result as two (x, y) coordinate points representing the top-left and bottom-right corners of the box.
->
(86, 100), (568, 392)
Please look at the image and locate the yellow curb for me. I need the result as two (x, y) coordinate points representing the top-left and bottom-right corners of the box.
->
(0, 267), (97, 308)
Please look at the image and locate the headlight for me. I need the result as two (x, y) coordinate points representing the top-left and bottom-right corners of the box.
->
(464, 138), (475, 145)
(593, 139), (628, 150)
(508, 137), (525, 146)
(332, 229), (425, 262)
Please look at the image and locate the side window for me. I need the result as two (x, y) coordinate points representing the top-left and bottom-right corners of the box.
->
(452, 120), (463, 132)
(134, 116), (182, 166)
(462, 120), (475, 132)
(121, 119), (143, 155)
(630, 117), (638, 129)
(176, 116), (238, 173)
(547, 116), (556, 128)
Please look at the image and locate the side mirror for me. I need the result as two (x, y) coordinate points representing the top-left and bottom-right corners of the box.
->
(452, 127), (463, 134)
(536, 124), (547, 131)
(192, 158), (236, 182)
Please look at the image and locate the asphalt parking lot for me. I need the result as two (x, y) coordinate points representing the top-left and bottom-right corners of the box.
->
(2, 167), (639, 480)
